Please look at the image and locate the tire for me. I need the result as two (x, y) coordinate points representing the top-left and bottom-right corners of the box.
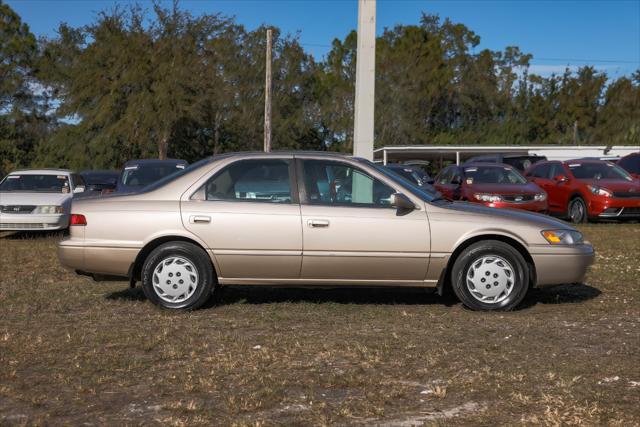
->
(141, 242), (214, 310)
(567, 197), (588, 224)
(451, 240), (530, 311)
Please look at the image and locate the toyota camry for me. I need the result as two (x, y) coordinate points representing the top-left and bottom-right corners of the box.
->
(58, 152), (595, 311)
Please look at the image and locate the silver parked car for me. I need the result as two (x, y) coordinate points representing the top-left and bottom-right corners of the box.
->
(0, 169), (86, 231)
(58, 152), (595, 311)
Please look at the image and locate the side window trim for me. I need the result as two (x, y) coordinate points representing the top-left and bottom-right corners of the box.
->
(296, 158), (396, 209)
(192, 158), (299, 204)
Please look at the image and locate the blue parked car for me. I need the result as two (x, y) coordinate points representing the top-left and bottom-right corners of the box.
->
(116, 159), (188, 193)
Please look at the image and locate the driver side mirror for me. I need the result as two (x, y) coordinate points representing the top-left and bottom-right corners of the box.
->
(390, 193), (416, 210)
(450, 178), (462, 186)
(553, 175), (568, 184)
(73, 185), (85, 194)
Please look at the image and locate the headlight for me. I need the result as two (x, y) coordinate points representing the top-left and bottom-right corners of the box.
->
(534, 193), (547, 201)
(474, 193), (502, 202)
(541, 229), (584, 245)
(587, 185), (612, 197)
(33, 205), (64, 214)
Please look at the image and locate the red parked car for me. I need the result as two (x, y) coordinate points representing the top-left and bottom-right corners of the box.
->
(524, 159), (640, 223)
(617, 152), (640, 179)
(433, 163), (548, 212)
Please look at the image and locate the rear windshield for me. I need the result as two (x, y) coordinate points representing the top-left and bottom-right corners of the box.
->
(463, 166), (527, 184)
(121, 164), (186, 187)
(503, 157), (542, 171)
(618, 155), (640, 174)
(390, 167), (423, 184)
(0, 174), (70, 193)
(568, 162), (632, 181)
(138, 157), (213, 193)
(83, 172), (118, 184)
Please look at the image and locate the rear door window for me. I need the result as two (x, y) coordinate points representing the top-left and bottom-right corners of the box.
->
(204, 159), (292, 203)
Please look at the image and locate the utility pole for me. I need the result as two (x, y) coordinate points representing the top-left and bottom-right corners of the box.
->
(353, 0), (376, 160)
(264, 28), (272, 152)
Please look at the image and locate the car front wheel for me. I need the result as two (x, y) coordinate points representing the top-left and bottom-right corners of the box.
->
(141, 242), (214, 310)
(568, 197), (588, 223)
(451, 240), (530, 311)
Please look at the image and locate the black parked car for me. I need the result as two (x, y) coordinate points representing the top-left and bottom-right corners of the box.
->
(384, 163), (434, 186)
(463, 153), (547, 172)
(79, 170), (119, 195)
(116, 159), (188, 193)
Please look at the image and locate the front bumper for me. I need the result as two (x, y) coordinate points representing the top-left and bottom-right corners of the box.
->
(530, 243), (595, 286)
(0, 213), (69, 231)
(588, 196), (640, 218)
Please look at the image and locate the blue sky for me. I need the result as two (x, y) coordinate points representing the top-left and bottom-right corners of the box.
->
(7, 0), (640, 77)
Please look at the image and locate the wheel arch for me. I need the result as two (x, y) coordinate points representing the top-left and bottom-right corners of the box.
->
(129, 235), (217, 282)
(436, 234), (537, 296)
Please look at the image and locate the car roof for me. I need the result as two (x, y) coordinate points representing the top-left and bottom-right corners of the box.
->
(123, 159), (188, 166)
(462, 162), (515, 169)
(80, 170), (119, 175)
(564, 159), (612, 164)
(8, 169), (72, 175)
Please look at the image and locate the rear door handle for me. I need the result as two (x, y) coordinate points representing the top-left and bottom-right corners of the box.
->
(308, 219), (330, 228)
(190, 215), (211, 224)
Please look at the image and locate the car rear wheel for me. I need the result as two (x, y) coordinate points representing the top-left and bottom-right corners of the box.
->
(141, 242), (214, 310)
(568, 197), (587, 223)
(451, 240), (530, 311)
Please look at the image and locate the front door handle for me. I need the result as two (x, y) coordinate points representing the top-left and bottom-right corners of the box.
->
(190, 215), (211, 224)
(308, 219), (330, 228)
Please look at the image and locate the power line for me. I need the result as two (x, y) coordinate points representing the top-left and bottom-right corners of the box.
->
(298, 42), (639, 65)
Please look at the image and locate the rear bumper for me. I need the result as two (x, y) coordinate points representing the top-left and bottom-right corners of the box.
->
(58, 238), (138, 277)
(531, 243), (595, 286)
(0, 213), (69, 231)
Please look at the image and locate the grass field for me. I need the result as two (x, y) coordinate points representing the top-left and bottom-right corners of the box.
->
(0, 224), (639, 425)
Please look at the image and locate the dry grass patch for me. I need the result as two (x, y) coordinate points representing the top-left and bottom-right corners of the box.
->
(0, 224), (639, 425)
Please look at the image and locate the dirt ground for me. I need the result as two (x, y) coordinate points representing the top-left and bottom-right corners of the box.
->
(0, 224), (639, 426)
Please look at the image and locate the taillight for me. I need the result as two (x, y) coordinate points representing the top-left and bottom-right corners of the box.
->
(70, 214), (87, 226)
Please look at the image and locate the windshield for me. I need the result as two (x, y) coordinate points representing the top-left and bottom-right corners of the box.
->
(0, 174), (70, 193)
(568, 162), (632, 181)
(463, 166), (527, 184)
(370, 163), (441, 202)
(121, 164), (186, 187)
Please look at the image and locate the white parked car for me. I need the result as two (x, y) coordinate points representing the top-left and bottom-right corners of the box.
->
(0, 169), (86, 231)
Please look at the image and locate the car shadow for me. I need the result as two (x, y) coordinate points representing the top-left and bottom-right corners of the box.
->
(519, 283), (601, 309)
(104, 283), (601, 311)
(106, 287), (146, 302)
(209, 286), (456, 307)
(0, 230), (66, 240)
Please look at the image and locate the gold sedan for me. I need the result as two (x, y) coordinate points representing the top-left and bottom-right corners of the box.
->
(59, 152), (594, 311)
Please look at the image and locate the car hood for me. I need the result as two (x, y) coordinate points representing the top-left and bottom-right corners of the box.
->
(0, 192), (73, 206)
(434, 200), (572, 229)
(577, 179), (640, 192)
(466, 182), (543, 194)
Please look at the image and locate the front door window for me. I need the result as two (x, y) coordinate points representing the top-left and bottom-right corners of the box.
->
(301, 160), (395, 207)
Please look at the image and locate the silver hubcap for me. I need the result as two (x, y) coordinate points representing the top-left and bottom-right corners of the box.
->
(570, 201), (584, 222)
(466, 255), (516, 304)
(152, 256), (199, 303)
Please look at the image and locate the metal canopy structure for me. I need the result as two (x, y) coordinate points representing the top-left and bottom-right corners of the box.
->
(375, 145), (639, 166)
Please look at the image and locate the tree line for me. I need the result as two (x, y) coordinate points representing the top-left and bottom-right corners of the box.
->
(1, 1), (639, 172)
